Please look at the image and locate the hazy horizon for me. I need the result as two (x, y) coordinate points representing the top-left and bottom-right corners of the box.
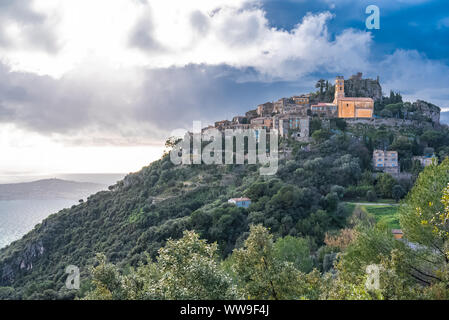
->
(0, 173), (127, 185)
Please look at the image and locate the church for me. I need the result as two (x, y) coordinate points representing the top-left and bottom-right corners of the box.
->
(333, 76), (374, 118)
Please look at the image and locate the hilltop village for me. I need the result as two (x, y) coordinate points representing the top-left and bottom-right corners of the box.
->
(209, 73), (379, 141)
(206, 73), (442, 175)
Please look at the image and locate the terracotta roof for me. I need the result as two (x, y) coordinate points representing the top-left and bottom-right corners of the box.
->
(311, 103), (336, 107)
(338, 97), (374, 102)
(229, 197), (251, 202)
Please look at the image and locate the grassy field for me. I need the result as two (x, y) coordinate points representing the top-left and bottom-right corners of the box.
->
(345, 201), (400, 229)
(361, 205), (400, 229)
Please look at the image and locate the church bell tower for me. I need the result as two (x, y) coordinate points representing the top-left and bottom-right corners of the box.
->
(334, 76), (345, 104)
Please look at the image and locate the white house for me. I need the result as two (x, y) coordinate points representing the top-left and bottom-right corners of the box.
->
(228, 197), (252, 208)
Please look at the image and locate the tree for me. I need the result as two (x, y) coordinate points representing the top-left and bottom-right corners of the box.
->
(0, 287), (17, 300)
(312, 129), (331, 143)
(84, 254), (131, 300)
(309, 117), (322, 135)
(392, 185), (406, 202)
(390, 136), (413, 159)
(332, 118), (347, 131)
(380, 109), (393, 118)
(230, 225), (305, 299)
(85, 231), (238, 300)
(399, 157), (449, 290)
(151, 231), (237, 299)
(324, 228), (356, 251)
(273, 236), (313, 273)
(164, 136), (182, 156)
(375, 173), (396, 198)
(330, 185), (345, 199)
(315, 79), (326, 98)
(421, 130), (447, 149)
(399, 158), (449, 253)
(366, 190), (377, 202)
(422, 184), (449, 246)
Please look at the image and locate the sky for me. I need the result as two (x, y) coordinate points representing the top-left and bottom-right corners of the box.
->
(0, 0), (448, 178)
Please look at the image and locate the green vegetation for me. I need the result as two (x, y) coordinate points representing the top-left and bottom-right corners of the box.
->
(364, 205), (400, 229)
(80, 163), (449, 300)
(0, 110), (449, 300)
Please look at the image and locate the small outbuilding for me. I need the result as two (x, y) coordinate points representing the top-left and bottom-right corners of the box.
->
(392, 229), (404, 240)
(228, 197), (252, 208)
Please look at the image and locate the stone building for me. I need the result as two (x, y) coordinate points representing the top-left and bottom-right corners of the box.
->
(245, 109), (258, 121)
(284, 104), (309, 116)
(232, 116), (247, 124)
(333, 76), (374, 118)
(273, 115), (309, 141)
(292, 94), (310, 105)
(337, 97), (374, 118)
(310, 103), (337, 117)
(214, 120), (232, 130)
(412, 155), (437, 167)
(228, 123), (250, 130)
(256, 102), (274, 117)
(373, 150), (399, 174)
(274, 98), (294, 113)
(250, 117), (273, 129)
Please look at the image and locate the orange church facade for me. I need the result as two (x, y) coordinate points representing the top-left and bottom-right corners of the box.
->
(333, 76), (374, 118)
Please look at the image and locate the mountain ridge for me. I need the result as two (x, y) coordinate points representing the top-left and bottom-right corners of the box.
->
(0, 179), (106, 201)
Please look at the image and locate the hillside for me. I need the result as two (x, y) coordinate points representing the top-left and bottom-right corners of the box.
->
(0, 179), (106, 201)
(1, 112), (448, 299)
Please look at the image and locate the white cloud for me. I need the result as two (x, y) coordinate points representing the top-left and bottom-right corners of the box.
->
(377, 50), (449, 110)
(0, 0), (448, 175)
(0, 0), (372, 80)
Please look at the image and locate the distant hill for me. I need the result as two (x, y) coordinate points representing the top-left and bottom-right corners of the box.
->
(441, 111), (449, 125)
(0, 173), (125, 185)
(0, 179), (106, 200)
(54, 174), (125, 186)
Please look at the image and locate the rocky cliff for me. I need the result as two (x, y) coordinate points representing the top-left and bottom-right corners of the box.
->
(344, 74), (382, 101)
(412, 100), (441, 124)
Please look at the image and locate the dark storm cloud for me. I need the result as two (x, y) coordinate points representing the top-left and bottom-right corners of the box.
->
(133, 64), (307, 131)
(0, 63), (92, 134)
(0, 62), (306, 144)
(0, 0), (59, 52)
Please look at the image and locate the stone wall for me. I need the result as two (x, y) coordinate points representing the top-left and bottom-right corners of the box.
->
(345, 117), (436, 129)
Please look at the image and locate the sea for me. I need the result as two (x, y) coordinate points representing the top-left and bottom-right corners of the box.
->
(0, 173), (125, 249)
(0, 199), (77, 249)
